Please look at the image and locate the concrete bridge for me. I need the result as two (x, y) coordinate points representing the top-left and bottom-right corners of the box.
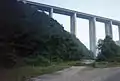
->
(21, 0), (120, 56)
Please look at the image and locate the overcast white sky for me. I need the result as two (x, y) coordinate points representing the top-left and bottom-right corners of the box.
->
(29, 0), (120, 49)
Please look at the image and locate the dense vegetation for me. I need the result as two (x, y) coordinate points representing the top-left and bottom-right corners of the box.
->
(97, 36), (120, 62)
(0, 0), (94, 68)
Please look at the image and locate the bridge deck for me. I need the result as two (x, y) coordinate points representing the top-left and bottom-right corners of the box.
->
(26, 0), (120, 25)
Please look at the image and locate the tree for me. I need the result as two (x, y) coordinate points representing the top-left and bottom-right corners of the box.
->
(97, 36), (120, 62)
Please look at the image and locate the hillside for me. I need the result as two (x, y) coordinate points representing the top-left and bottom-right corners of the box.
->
(0, 0), (93, 68)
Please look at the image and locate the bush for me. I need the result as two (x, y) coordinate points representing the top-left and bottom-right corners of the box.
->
(97, 36), (120, 62)
(24, 55), (50, 66)
(1, 53), (16, 68)
(93, 62), (108, 68)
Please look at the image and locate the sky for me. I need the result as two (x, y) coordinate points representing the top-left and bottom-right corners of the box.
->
(29, 0), (120, 49)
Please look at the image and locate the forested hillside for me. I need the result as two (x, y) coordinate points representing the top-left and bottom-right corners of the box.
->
(0, 0), (94, 68)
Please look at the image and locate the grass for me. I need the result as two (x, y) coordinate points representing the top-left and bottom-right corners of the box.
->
(92, 61), (120, 68)
(92, 62), (108, 68)
(1, 61), (81, 81)
(3, 61), (120, 81)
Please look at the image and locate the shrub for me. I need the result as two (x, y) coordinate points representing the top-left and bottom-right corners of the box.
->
(24, 55), (50, 66)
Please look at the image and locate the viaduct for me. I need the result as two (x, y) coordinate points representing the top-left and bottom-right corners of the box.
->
(21, 0), (120, 55)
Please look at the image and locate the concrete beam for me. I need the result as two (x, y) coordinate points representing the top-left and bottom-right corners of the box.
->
(26, 1), (120, 25)
(105, 21), (113, 38)
(89, 17), (96, 56)
(49, 8), (53, 18)
(70, 13), (76, 35)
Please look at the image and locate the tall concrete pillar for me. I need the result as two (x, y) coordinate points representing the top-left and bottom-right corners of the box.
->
(49, 8), (53, 18)
(70, 13), (76, 36)
(105, 21), (113, 38)
(89, 17), (96, 56)
(118, 25), (120, 44)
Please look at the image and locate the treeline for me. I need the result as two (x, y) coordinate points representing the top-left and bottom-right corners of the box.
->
(97, 36), (120, 62)
(0, 0), (94, 68)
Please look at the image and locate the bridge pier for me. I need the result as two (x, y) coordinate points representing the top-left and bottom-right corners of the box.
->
(70, 13), (76, 35)
(89, 17), (96, 56)
(49, 8), (53, 18)
(118, 25), (120, 44)
(105, 21), (113, 38)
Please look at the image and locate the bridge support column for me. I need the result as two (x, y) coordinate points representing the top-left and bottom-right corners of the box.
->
(118, 25), (120, 45)
(105, 21), (113, 38)
(89, 17), (96, 56)
(49, 8), (53, 18)
(70, 13), (76, 36)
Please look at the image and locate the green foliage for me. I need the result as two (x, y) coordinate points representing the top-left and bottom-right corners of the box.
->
(24, 55), (50, 66)
(97, 36), (120, 62)
(1, 53), (17, 68)
(93, 62), (108, 68)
